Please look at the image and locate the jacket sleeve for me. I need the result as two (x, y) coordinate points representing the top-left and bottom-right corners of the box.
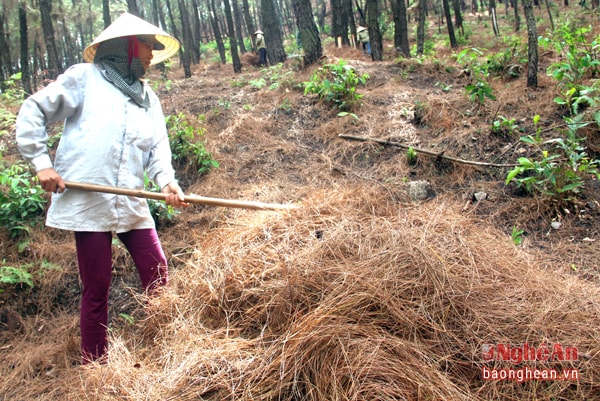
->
(16, 66), (83, 172)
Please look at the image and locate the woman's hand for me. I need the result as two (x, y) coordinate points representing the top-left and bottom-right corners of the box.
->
(37, 168), (65, 193)
(162, 182), (189, 208)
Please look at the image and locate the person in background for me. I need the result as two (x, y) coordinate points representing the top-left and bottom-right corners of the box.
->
(357, 26), (371, 56)
(15, 12), (188, 364)
(254, 29), (267, 67)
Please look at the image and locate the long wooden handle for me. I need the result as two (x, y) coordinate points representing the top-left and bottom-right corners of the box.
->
(63, 181), (298, 211)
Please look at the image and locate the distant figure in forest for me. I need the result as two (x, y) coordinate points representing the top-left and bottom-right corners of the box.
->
(357, 26), (371, 56)
(15, 12), (187, 364)
(254, 30), (267, 67)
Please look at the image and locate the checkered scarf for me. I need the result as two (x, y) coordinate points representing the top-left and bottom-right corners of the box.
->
(93, 37), (150, 108)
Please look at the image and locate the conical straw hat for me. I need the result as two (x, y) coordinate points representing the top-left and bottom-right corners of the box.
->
(83, 12), (180, 65)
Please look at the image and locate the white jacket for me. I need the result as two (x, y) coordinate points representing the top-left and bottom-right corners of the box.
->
(16, 63), (176, 233)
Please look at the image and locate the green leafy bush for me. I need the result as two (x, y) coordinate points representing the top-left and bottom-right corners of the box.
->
(303, 59), (369, 112)
(0, 73), (25, 105)
(0, 162), (47, 238)
(455, 48), (496, 108)
(544, 23), (600, 117)
(0, 263), (33, 291)
(505, 116), (600, 201)
(166, 113), (219, 174)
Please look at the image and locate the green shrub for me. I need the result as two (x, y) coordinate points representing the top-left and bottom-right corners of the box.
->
(303, 59), (369, 112)
(505, 116), (600, 201)
(0, 263), (33, 291)
(166, 113), (219, 174)
(0, 162), (47, 238)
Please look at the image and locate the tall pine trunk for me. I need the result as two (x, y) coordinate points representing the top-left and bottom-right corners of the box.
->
(292, 0), (323, 66)
(19, 2), (33, 94)
(442, 0), (457, 47)
(366, 0), (382, 61)
(39, 0), (63, 79)
(177, 0), (193, 77)
(523, 0), (538, 88)
(392, 0), (410, 57)
(224, 0), (242, 73)
(416, 0), (427, 56)
(261, 0), (287, 64)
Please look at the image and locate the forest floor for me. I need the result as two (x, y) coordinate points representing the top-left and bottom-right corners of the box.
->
(1, 8), (600, 401)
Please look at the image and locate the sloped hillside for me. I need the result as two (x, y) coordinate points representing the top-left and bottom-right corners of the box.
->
(1, 33), (599, 400)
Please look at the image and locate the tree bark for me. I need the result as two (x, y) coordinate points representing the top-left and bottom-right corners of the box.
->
(102, 0), (111, 28)
(127, 0), (140, 16)
(57, 1), (77, 67)
(544, 0), (554, 30)
(513, 0), (521, 32)
(366, 0), (383, 61)
(392, 0), (410, 57)
(19, 2), (32, 95)
(331, 0), (344, 46)
(451, 0), (463, 35)
(489, 0), (500, 36)
(523, 0), (538, 88)
(223, 0), (242, 73)
(292, 0), (323, 66)
(0, 6), (13, 84)
(39, 0), (63, 80)
(242, 0), (257, 48)
(416, 0), (427, 55)
(232, 0), (247, 53)
(209, 0), (227, 64)
(261, 0), (287, 64)
(442, 0), (457, 47)
(177, 0), (193, 77)
(190, 0), (203, 63)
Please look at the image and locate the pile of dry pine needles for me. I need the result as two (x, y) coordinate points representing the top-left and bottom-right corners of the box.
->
(2, 185), (596, 400)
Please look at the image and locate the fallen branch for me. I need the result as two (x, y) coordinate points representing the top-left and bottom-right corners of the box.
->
(339, 134), (518, 168)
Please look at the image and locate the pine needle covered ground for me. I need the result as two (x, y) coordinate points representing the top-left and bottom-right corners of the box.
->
(1, 12), (599, 400)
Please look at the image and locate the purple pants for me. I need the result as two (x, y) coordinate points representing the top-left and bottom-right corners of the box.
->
(74, 228), (168, 363)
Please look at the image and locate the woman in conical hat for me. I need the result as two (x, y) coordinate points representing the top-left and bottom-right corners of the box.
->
(16, 12), (187, 364)
(253, 29), (267, 67)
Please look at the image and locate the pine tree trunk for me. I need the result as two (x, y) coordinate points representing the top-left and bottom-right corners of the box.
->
(127, 0), (140, 16)
(0, 7), (12, 85)
(190, 0), (203, 63)
(489, 0), (500, 36)
(242, 0), (257, 48)
(209, 0), (227, 64)
(331, 0), (345, 46)
(451, 0), (463, 35)
(177, 0), (193, 77)
(523, 0), (538, 88)
(19, 2), (32, 95)
(514, 0), (521, 31)
(261, 0), (287, 64)
(232, 0), (247, 53)
(392, 0), (410, 57)
(102, 0), (111, 28)
(417, 0), (427, 55)
(292, 0), (323, 66)
(39, 0), (63, 80)
(442, 0), (457, 47)
(366, 0), (382, 61)
(224, 0), (242, 73)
